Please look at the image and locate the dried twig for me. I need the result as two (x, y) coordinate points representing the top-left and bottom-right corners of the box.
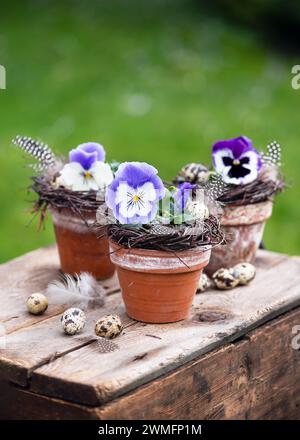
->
(106, 216), (224, 252)
(31, 176), (105, 225)
(217, 178), (285, 206)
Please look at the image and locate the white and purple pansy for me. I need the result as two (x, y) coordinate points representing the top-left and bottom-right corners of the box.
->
(57, 142), (114, 191)
(105, 162), (166, 224)
(212, 136), (262, 185)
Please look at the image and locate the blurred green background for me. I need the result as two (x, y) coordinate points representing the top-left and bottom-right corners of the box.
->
(0, 0), (299, 263)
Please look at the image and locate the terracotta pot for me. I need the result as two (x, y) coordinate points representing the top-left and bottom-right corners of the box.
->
(50, 207), (115, 280)
(109, 240), (211, 323)
(206, 200), (273, 276)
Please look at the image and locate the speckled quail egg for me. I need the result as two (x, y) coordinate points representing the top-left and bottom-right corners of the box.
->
(95, 314), (123, 339)
(26, 293), (48, 315)
(175, 163), (210, 185)
(61, 308), (86, 335)
(233, 262), (256, 285)
(212, 268), (239, 290)
(197, 273), (212, 293)
(186, 200), (210, 220)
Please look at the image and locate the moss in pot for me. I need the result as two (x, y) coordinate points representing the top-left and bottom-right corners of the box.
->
(174, 137), (284, 276)
(13, 136), (116, 280)
(103, 162), (223, 324)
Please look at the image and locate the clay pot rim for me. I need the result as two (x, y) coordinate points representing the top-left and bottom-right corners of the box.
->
(225, 199), (272, 209)
(109, 238), (211, 259)
(49, 206), (108, 233)
(109, 239), (211, 274)
(49, 205), (97, 220)
(221, 200), (273, 226)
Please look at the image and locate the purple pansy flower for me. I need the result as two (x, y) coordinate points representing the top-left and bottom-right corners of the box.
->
(57, 142), (113, 191)
(69, 142), (106, 170)
(174, 182), (197, 211)
(212, 136), (262, 185)
(105, 162), (166, 224)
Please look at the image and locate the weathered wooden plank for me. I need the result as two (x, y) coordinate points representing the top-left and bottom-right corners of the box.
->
(1, 307), (299, 420)
(0, 380), (96, 420)
(0, 298), (134, 386)
(0, 246), (61, 333)
(95, 307), (300, 420)
(0, 248), (283, 387)
(0, 247), (296, 406)
(0, 247), (284, 335)
(0, 245), (122, 385)
(0, 246), (119, 334)
(254, 249), (288, 268)
(29, 253), (300, 406)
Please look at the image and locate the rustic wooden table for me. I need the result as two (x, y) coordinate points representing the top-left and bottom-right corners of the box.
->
(0, 246), (300, 420)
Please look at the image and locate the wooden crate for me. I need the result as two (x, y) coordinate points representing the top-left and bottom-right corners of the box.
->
(0, 246), (300, 419)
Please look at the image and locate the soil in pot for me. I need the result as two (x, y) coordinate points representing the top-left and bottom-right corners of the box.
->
(206, 200), (273, 276)
(50, 207), (115, 280)
(110, 240), (211, 323)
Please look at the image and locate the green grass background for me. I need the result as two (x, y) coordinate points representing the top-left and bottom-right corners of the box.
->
(0, 0), (299, 263)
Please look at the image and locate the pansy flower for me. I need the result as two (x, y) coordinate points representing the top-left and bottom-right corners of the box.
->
(212, 136), (262, 185)
(105, 162), (166, 224)
(174, 182), (197, 211)
(57, 142), (114, 191)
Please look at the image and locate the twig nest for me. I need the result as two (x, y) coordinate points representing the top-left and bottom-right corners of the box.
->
(95, 314), (123, 339)
(212, 268), (239, 290)
(61, 307), (86, 335)
(233, 262), (256, 285)
(197, 273), (212, 293)
(26, 293), (48, 315)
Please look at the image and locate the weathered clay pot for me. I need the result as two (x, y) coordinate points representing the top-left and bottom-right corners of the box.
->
(109, 240), (211, 323)
(50, 207), (114, 280)
(206, 200), (273, 276)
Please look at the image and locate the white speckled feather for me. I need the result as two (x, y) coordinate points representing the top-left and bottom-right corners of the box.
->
(46, 273), (105, 310)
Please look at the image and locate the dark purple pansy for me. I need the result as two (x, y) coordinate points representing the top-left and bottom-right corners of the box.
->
(69, 142), (106, 170)
(105, 162), (166, 224)
(174, 182), (197, 211)
(212, 136), (262, 185)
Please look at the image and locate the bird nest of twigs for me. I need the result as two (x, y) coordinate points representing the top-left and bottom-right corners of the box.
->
(217, 177), (285, 207)
(106, 216), (224, 253)
(31, 176), (105, 226)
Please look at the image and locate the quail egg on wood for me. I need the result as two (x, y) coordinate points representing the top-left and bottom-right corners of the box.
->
(95, 314), (123, 339)
(212, 268), (239, 290)
(197, 272), (212, 293)
(26, 293), (48, 315)
(233, 262), (256, 285)
(61, 307), (86, 335)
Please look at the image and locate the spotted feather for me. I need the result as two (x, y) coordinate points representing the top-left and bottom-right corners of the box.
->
(150, 224), (174, 235)
(205, 173), (228, 203)
(12, 135), (56, 170)
(96, 337), (119, 353)
(261, 141), (281, 167)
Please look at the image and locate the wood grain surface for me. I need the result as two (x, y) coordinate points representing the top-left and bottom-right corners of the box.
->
(0, 246), (299, 419)
(1, 308), (299, 419)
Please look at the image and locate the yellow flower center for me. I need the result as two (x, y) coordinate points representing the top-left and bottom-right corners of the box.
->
(132, 195), (140, 203)
(84, 171), (93, 179)
(233, 159), (240, 166)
